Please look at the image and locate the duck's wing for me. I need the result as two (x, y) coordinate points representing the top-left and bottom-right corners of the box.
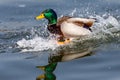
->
(67, 18), (95, 27)
(57, 16), (72, 26)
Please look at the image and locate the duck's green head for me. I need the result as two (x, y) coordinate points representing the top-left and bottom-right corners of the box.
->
(36, 9), (57, 24)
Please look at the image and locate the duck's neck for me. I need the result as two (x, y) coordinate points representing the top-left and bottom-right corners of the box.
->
(48, 18), (57, 25)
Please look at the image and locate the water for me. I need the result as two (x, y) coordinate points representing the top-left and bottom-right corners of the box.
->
(0, 0), (120, 80)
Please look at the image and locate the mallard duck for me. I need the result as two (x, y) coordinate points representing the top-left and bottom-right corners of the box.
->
(35, 9), (95, 45)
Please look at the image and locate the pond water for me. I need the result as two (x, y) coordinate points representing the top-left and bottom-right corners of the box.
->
(0, 0), (120, 80)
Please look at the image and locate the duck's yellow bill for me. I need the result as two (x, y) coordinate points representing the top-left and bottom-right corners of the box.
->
(36, 13), (45, 20)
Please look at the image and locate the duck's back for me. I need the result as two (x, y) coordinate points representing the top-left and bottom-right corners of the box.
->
(66, 18), (95, 27)
(57, 16), (72, 26)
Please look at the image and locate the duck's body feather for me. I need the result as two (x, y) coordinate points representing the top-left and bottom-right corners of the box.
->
(57, 16), (95, 38)
(61, 21), (91, 38)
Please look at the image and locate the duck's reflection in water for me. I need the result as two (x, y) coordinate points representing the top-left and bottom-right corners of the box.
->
(36, 62), (57, 80)
(36, 49), (94, 80)
(36, 72), (56, 80)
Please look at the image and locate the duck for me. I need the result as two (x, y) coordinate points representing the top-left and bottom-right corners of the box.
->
(35, 9), (95, 45)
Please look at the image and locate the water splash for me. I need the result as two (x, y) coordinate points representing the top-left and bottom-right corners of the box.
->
(69, 8), (77, 16)
(16, 8), (120, 52)
(17, 37), (59, 52)
(91, 15), (120, 39)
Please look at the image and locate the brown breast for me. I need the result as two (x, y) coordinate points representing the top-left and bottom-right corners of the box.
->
(47, 24), (63, 35)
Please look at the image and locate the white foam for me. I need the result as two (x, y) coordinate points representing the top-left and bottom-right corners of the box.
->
(17, 37), (59, 52)
(91, 15), (120, 39)
(106, 16), (119, 27)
